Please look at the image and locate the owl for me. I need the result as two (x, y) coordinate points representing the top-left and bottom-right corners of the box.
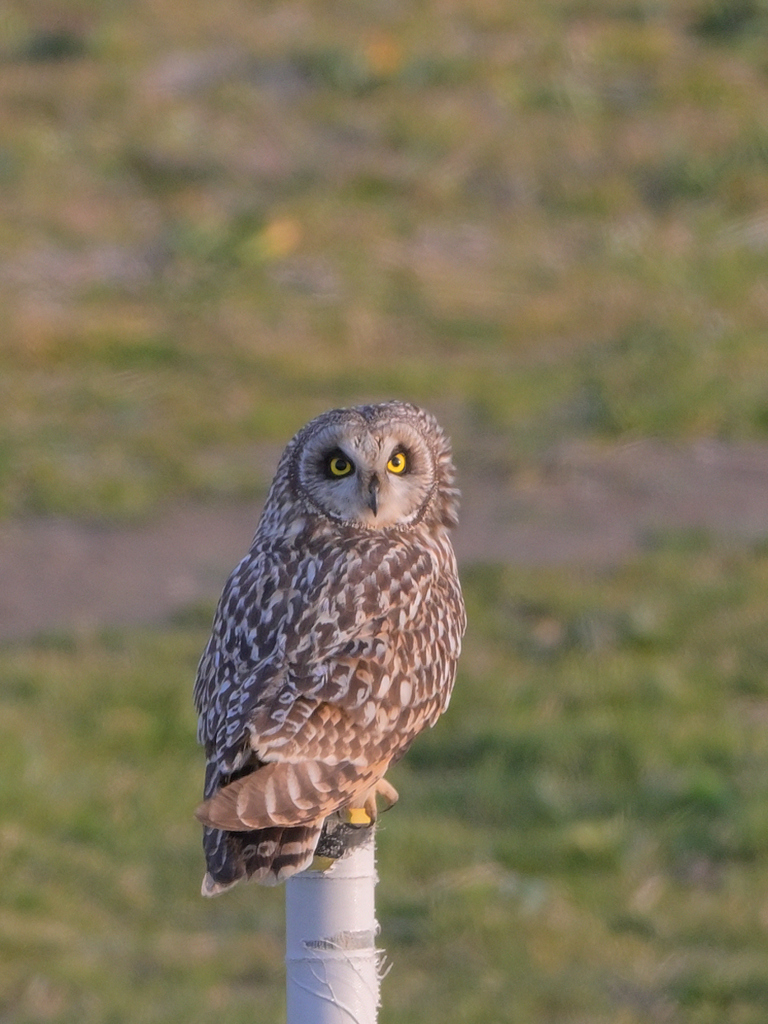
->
(193, 401), (466, 894)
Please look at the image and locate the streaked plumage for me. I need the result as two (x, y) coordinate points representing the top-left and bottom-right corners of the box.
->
(193, 401), (465, 893)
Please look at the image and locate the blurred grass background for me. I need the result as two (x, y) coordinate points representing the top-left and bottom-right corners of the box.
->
(3, 0), (768, 1020)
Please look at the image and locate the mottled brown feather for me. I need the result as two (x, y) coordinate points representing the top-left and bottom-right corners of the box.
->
(195, 758), (389, 831)
(193, 402), (465, 893)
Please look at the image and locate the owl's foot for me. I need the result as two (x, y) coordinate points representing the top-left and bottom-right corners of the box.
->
(375, 778), (399, 812)
(341, 778), (400, 827)
(309, 855), (336, 873)
(341, 805), (373, 826)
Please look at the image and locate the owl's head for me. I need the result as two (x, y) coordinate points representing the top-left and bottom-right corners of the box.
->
(283, 401), (459, 531)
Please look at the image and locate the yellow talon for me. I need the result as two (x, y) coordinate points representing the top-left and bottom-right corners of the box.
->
(309, 855), (335, 873)
(342, 806), (373, 826)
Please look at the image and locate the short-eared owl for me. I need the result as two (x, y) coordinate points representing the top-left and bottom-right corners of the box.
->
(194, 401), (465, 894)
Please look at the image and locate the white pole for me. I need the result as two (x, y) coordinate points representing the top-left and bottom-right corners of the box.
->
(285, 831), (381, 1024)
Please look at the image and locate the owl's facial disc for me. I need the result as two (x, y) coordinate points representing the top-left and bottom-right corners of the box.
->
(298, 420), (436, 529)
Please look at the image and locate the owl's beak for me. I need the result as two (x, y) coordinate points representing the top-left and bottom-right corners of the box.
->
(367, 474), (380, 516)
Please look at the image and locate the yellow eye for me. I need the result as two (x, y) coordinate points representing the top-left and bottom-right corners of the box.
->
(387, 451), (407, 474)
(328, 454), (353, 477)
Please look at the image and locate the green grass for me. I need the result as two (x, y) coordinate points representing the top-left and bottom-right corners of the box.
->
(5, 1), (768, 1020)
(4, 545), (768, 1022)
(3, 0), (768, 517)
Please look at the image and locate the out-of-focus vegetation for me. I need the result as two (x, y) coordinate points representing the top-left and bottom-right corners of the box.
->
(3, 0), (768, 518)
(4, 0), (768, 1021)
(5, 545), (768, 1022)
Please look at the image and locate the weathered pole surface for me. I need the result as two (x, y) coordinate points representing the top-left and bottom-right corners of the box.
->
(285, 832), (380, 1024)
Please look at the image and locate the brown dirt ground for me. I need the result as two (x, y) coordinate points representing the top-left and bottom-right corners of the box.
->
(2, 438), (768, 640)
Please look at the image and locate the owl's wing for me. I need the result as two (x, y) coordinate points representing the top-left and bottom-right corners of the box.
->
(195, 532), (461, 776)
(193, 538), (381, 769)
(196, 530), (465, 842)
(194, 547), (297, 773)
(243, 534), (464, 768)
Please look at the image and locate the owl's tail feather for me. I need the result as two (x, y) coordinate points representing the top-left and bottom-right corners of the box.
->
(195, 758), (388, 832)
(197, 758), (389, 894)
(201, 822), (324, 895)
